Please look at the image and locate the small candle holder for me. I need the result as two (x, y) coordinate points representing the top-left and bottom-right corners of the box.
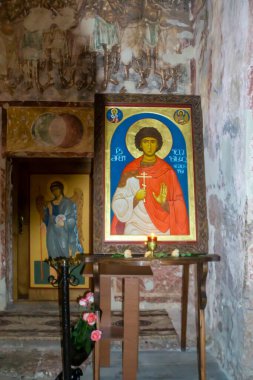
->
(146, 233), (157, 257)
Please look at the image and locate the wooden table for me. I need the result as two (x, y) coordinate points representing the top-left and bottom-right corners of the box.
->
(82, 254), (220, 380)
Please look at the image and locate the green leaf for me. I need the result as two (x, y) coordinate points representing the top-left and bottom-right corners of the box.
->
(154, 252), (169, 258)
(85, 337), (91, 353)
(111, 253), (125, 258)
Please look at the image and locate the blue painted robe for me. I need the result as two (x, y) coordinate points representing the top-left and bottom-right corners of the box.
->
(43, 197), (83, 258)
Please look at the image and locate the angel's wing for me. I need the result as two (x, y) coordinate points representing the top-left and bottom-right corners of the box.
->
(70, 188), (85, 249)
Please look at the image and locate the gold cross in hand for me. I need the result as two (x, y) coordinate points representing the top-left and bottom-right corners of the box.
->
(136, 171), (152, 202)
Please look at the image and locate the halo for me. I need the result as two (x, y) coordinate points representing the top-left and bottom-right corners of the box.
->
(125, 118), (173, 158)
(46, 177), (68, 199)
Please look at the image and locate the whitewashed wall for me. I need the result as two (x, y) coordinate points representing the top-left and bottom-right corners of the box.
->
(195, 1), (253, 378)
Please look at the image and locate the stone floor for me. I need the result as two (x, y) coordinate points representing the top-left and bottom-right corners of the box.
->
(87, 350), (230, 380)
(0, 302), (230, 379)
(0, 345), (230, 380)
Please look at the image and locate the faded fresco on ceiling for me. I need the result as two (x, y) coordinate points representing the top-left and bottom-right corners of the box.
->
(0, 0), (196, 101)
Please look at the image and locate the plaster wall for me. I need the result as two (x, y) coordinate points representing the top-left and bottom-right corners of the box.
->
(195, 1), (253, 378)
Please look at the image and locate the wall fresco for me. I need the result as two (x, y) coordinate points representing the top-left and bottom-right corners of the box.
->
(0, 0), (195, 101)
(5, 105), (94, 155)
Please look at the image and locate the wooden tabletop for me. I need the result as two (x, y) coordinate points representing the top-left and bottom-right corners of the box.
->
(78, 253), (220, 266)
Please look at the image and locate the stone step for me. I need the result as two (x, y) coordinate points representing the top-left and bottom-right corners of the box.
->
(0, 304), (179, 351)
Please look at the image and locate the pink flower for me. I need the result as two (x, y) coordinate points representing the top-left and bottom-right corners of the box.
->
(79, 297), (88, 307)
(91, 329), (102, 341)
(82, 312), (97, 326)
(85, 292), (94, 303)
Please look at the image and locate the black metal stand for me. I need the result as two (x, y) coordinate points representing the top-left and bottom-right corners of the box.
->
(46, 257), (84, 380)
(61, 260), (71, 379)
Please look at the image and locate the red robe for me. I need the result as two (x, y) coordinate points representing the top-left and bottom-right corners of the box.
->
(112, 156), (189, 235)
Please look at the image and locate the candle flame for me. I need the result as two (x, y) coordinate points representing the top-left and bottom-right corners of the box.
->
(147, 233), (157, 242)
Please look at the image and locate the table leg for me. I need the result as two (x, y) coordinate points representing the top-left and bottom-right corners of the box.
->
(123, 277), (139, 380)
(181, 264), (189, 351)
(99, 276), (111, 367)
(196, 263), (208, 380)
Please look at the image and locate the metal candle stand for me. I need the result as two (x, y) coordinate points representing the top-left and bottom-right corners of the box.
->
(46, 256), (84, 380)
(147, 234), (157, 257)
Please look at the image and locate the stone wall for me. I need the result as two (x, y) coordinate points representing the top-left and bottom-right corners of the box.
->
(195, 1), (253, 378)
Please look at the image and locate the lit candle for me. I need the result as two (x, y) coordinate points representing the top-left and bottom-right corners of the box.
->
(148, 233), (157, 242)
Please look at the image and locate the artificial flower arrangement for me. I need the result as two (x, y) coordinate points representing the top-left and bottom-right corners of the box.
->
(70, 291), (102, 366)
(110, 248), (199, 260)
(111, 249), (133, 259)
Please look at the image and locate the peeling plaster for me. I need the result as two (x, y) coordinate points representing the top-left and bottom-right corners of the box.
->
(222, 118), (240, 139)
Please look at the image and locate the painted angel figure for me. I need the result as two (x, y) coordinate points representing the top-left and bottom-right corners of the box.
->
(36, 181), (84, 258)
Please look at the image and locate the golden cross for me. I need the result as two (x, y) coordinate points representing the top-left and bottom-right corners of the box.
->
(136, 171), (152, 202)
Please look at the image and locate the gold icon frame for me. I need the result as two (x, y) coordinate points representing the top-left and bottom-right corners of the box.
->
(93, 94), (208, 254)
